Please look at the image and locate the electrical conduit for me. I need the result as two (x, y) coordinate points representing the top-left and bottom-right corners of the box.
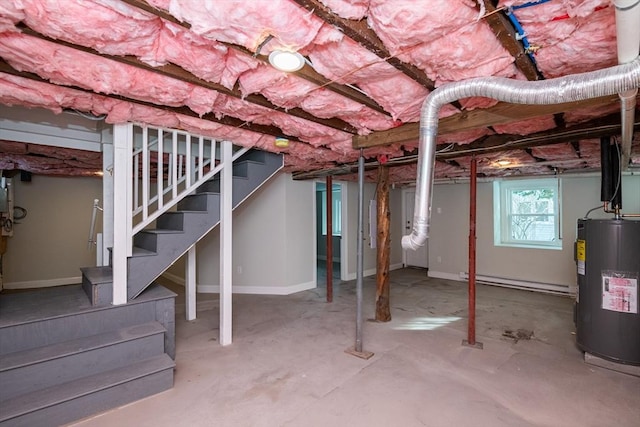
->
(402, 56), (640, 251)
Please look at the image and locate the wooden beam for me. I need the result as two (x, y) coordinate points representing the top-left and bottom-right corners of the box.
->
(291, 0), (436, 91)
(121, 0), (390, 116)
(19, 26), (358, 134)
(480, 1), (541, 81)
(293, 114), (637, 180)
(353, 95), (620, 148)
(0, 60), (299, 140)
(375, 164), (391, 322)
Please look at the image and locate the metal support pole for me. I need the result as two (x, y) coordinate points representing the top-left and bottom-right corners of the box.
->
(326, 175), (333, 303)
(463, 156), (482, 349)
(346, 149), (374, 359)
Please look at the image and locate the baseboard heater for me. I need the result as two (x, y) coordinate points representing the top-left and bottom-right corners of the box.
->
(459, 272), (572, 296)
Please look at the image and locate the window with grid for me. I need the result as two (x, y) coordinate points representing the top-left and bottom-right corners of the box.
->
(493, 178), (561, 249)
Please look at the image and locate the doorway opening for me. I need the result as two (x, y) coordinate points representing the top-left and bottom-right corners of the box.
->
(315, 182), (342, 287)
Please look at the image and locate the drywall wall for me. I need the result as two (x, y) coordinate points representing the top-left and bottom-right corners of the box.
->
(3, 175), (102, 288)
(428, 174), (640, 290)
(192, 172), (315, 294)
(341, 180), (404, 281)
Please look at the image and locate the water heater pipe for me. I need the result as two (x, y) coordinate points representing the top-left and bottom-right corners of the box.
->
(402, 56), (640, 251)
(615, 0), (640, 170)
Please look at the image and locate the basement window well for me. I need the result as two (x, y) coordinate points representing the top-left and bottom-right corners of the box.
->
(493, 178), (562, 250)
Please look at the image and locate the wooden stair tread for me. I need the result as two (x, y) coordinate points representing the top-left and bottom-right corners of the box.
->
(0, 321), (165, 372)
(0, 354), (175, 422)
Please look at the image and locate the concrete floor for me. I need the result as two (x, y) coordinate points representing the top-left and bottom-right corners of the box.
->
(70, 269), (640, 427)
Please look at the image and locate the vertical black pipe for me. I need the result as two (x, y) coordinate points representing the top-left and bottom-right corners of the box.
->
(326, 175), (333, 303)
(611, 142), (622, 210)
(600, 136), (613, 202)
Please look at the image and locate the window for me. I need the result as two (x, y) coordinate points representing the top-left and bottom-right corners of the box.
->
(493, 178), (561, 249)
(320, 185), (342, 236)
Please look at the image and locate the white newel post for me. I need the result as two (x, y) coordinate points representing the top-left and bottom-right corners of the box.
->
(186, 245), (197, 321)
(112, 123), (133, 305)
(220, 140), (233, 345)
(101, 128), (113, 268)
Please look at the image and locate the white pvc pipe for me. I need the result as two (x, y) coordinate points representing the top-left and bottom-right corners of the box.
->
(615, 0), (640, 169)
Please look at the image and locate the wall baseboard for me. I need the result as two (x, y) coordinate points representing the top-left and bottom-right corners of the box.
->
(342, 262), (403, 282)
(197, 280), (317, 295)
(4, 276), (83, 290)
(427, 271), (461, 282)
(162, 272), (184, 285)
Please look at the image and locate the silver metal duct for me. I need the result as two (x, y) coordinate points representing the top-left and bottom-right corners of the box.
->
(402, 56), (640, 251)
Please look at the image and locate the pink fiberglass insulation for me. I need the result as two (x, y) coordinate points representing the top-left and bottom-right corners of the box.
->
(319, 0), (369, 20)
(531, 143), (580, 160)
(492, 115), (557, 135)
(578, 139), (602, 168)
(505, 0), (616, 78)
(367, 0), (517, 85)
(0, 32), (220, 116)
(564, 100), (634, 124)
(147, 0), (323, 53)
(238, 64), (394, 132)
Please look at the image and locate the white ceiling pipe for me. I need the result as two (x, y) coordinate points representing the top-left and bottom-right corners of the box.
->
(401, 57), (640, 251)
(615, 0), (640, 170)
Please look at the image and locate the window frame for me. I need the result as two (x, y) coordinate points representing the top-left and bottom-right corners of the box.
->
(493, 178), (562, 250)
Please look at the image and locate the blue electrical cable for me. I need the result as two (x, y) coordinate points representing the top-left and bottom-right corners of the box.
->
(512, 0), (551, 10)
(504, 0), (554, 67)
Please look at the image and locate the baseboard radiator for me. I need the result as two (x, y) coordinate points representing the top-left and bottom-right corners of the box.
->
(459, 272), (573, 296)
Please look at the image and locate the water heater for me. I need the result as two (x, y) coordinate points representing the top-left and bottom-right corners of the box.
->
(575, 218), (640, 365)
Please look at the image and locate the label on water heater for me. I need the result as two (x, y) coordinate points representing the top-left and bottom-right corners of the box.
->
(601, 273), (638, 314)
(576, 240), (586, 275)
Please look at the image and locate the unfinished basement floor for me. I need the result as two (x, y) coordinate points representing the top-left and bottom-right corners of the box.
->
(70, 269), (640, 427)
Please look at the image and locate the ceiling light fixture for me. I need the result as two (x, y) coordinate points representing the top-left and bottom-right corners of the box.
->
(268, 50), (305, 72)
(496, 160), (512, 167)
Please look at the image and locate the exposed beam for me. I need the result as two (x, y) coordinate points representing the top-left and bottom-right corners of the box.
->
(352, 95), (621, 148)
(480, 1), (541, 81)
(19, 25), (357, 134)
(0, 60), (299, 140)
(291, 0), (436, 91)
(120, 0), (390, 116)
(294, 114), (637, 180)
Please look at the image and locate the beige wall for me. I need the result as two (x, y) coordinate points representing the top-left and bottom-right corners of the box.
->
(3, 175), (102, 288)
(188, 172), (316, 294)
(428, 174), (640, 289)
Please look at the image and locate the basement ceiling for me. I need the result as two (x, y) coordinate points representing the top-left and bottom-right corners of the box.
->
(0, 0), (639, 181)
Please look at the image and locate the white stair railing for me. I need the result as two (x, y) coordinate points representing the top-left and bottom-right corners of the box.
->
(112, 123), (248, 305)
(129, 124), (248, 236)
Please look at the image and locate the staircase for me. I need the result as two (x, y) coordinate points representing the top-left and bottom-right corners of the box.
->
(0, 147), (282, 427)
(0, 284), (176, 427)
(82, 148), (283, 303)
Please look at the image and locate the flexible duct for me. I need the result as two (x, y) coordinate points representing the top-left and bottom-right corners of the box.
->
(402, 56), (640, 251)
(615, 0), (640, 169)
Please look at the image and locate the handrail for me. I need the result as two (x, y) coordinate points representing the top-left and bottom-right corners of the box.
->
(128, 124), (249, 236)
(87, 198), (102, 249)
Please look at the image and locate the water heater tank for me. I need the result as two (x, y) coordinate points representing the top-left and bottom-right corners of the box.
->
(575, 219), (640, 365)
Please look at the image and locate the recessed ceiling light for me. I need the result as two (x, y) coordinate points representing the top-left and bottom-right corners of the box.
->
(268, 50), (305, 72)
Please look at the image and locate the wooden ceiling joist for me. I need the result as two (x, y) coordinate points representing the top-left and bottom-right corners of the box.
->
(352, 95), (621, 148)
(120, 0), (390, 116)
(480, 1), (542, 81)
(19, 25), (358, 134)
(291, 0), (437, 91)
(0, 60), (300, 140)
